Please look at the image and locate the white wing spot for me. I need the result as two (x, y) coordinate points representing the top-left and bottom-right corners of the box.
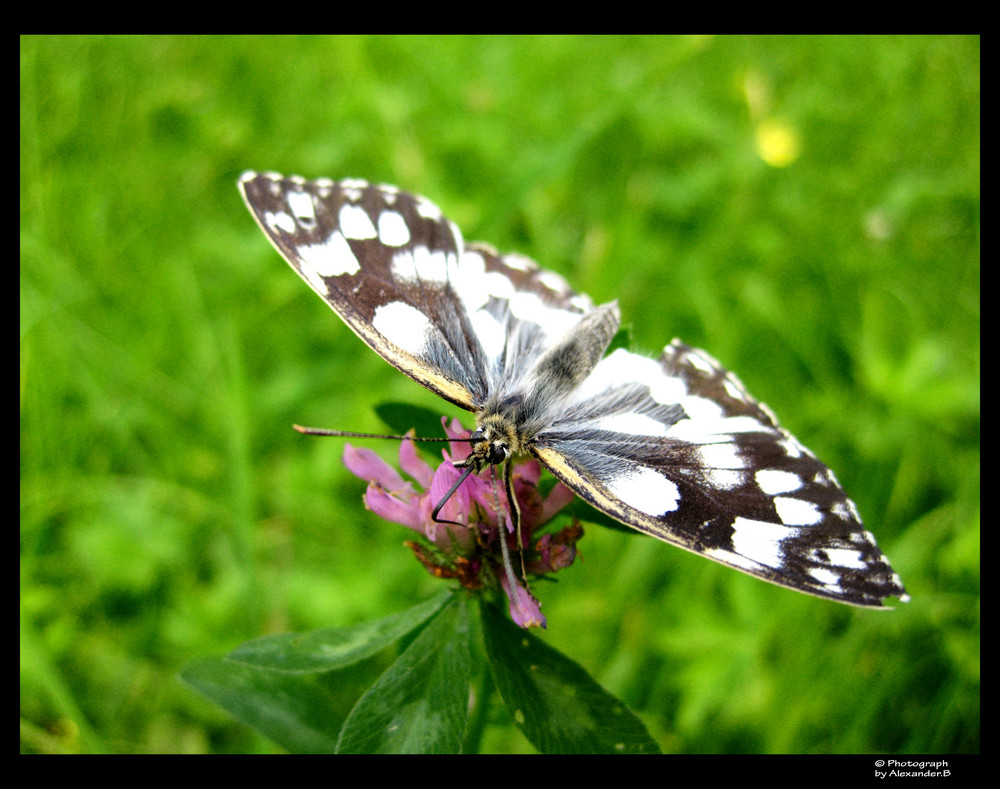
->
(391, 250), (417, 281)
(604, 466), (680, 517)
(340, 178), (368, 203)
(819, 547), (869, 570)
(485, 271), (516, 300)
(731, 517), (801, 570)
(593, 412), (669, 437)
(537, 270), (570, 293)
(569, 349), (683, 407)
(263, 175), (282, 196)
(723, 377), (746, 401)
(339, 204), (377, 240)
(685, 349), (717, 374)
(414, 247), (450, 282)
(509, 291), (579, 338)
(705, 468), (744, 490)
(755, 469), (804, 495)
(448, 221), (464, 255)
(502, 253), (536, 272)
(774, 496), (823, 526)
(378, 210), (410, 246)
(372, 301), (434, 357)
(697, 441), (746, 470)
(391, 247), (450, 283)
(471, 309), (505, 361)
(508, 291), (544, 319)
(682, 410), (766, 439)
(846, 499), (862, 521)
(296, 262), (330, 295)
(808, 567), (841, 586)
(705, 546), (762, 573)
(299, 231), (360, 277)
(830, 500), (853, 521)
(673, 395), (724, 426)
(287, 190), (316, 223)
(451, 250), (489, 311)
(779, 438), (805, 459)
(266, 211), (296, 234)
(415, 196), (442, 220)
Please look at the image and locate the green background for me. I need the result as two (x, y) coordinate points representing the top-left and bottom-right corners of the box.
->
(21, 35), (979, 754)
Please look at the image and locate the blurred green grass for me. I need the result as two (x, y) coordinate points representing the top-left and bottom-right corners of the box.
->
(20, 35), (978, 754)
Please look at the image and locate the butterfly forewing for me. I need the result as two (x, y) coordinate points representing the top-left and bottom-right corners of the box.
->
(239, 173), (593, 412)
(240, 171), (907, 608)
(239, 172), (483, 409)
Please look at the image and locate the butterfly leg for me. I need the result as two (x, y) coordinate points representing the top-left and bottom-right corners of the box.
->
(503, 460), (529, 582)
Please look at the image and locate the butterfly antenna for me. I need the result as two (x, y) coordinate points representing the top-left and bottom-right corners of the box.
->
(293, 425), (477, 442)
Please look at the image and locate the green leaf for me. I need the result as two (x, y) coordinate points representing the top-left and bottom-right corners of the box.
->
(336, 593), (473, 754)
(181, 656), (344, 754)
(226, 590), (453, 673)
(376, 401), (458, 435)
(374, 401), (468, 461)
(181, 592), (455, 753)
(480, 601), (661, 754)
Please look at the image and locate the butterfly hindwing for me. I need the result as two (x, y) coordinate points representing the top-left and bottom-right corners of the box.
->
(532, 342), (907, 607)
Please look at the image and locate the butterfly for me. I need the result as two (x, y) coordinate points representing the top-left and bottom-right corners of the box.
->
(238, 171), (908, 608)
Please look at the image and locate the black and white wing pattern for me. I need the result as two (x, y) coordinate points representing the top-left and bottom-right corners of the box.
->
(531, 342), (908, 607)
(238, 172), (591, 412)
(239, 171), (908, 608)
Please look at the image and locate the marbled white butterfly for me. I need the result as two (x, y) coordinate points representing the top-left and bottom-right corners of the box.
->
(239, 171), (908, 608)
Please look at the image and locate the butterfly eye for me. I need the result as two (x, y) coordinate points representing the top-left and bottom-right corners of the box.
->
(487, 443), (508, 465)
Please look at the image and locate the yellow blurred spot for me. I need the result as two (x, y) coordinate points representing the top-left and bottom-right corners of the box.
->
(755, 119), (801, 168)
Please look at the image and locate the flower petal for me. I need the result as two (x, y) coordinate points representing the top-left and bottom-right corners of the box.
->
(427, 462), (470, 538)
(443, 417), (473, 462)
(515, 459), (542, 485)
(539, 481), (575, 523)
(465, 469), (508, 528)
(344, 444), (410, 493)
(499, 572), (547, 629)
(364, 485), (423, 531)
(398, 431), (434, 488)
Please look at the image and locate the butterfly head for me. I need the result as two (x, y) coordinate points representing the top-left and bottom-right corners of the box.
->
(454, 413), (524, 473)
